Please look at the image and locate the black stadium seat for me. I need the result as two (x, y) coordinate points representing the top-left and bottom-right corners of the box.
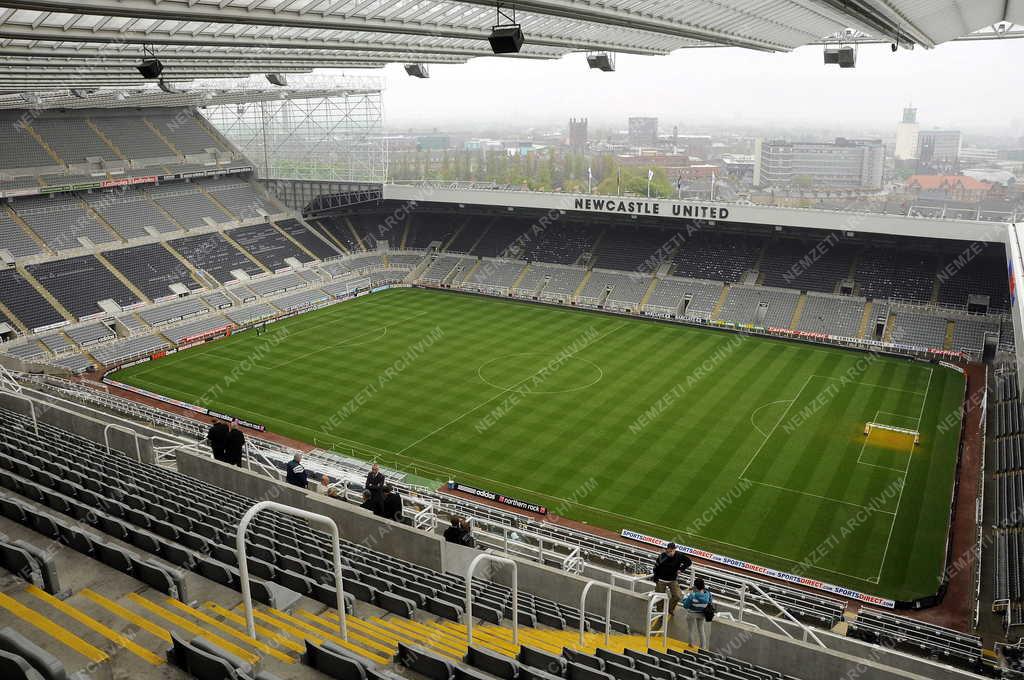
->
(377, 591), (417, 619)
(518, 646), (566, 676)
(604, 661), (649, 680)
(167, 632), (251, 680)
(303, 640), (368, 680)
(129, 556), (188, 601)
(94, 542), (136, 574)
(397, 642), (454, 680)
(0, 649), (46, 680)
(0, 627), (65, 680)
(426, 597), (463, 622)
(563, 648), (604, 671)
(464, 646), (518, 680)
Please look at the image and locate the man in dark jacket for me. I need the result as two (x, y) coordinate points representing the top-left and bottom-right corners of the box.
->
(652, 542), (692, 616)
(285, 452), (309, 488)
(224, 421), (246, 467)
(443, 516), (475, 547)
(365, 463), (385, 504)
(359, 489), (378, 513)
(206, 420), (229, 462)
(376, 485), (402, 522)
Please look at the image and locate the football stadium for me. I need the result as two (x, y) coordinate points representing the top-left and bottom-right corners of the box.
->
(0, 3), (1023, 680)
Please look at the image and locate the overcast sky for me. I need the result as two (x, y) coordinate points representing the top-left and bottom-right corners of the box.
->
(377, 39), (1023, 136)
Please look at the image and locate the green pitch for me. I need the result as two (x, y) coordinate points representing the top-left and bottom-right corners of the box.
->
(113, 287), (965, 601)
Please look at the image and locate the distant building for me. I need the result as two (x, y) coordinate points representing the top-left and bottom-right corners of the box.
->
(753, 137), (885, 190)
(675, 135), (712, 160)
(917, 129), (961, 167)
(959, 147), (999, 165)
(905, 174), (992, 202)
(894, 106), (919, 161)
(628, 117), (658, 146)
(720, 154), (756, 182)
(416, 135), (450, 151)
(568, 117), (588, 153)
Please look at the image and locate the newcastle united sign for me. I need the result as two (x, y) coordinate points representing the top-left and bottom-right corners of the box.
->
(573, 197), (730, 221)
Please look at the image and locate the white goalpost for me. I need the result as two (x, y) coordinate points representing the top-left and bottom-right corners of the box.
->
(863, 421), (920, 445)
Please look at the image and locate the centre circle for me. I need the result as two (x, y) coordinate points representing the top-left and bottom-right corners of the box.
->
(477, 352), (604, 394)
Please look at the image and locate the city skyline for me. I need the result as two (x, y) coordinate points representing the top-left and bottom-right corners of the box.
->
(378, 38), (1023, 135)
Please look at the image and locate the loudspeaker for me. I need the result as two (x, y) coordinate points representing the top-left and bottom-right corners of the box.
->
(586, 53), (614, 72)
(404, 64), (430, 79)
(823, 48), (841, 64)
(137, 59), (164, 79)
(266, 73), (288, 86)
(489, 24), (524, 54)
(837, 46), (856, 68)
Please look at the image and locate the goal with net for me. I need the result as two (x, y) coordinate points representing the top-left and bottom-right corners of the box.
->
(863, 421), (920, 446)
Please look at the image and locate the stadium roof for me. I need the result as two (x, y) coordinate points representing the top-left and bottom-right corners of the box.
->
(0, 82), (381, 109)
(0, 1), (1020, 91)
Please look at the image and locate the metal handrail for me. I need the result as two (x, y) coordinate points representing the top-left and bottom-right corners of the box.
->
(0, 365), (23, 393)
(150, 436), (205, 467)
(644, 591), (670, 649)
(237, 501), (346, 640)
(748, 582), (825, 647)
(0, 389), (37, 436)
(466, 553), (518, 648)
(413, 502), (436, 532)
(103, 422), (142, 462)
(245, 443), (283, 480)
(579, 580), (613, 648)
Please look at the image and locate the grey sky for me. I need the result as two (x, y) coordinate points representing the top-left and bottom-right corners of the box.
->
(380, 39), (1023, 135)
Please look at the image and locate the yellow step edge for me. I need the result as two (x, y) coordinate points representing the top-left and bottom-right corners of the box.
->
(249, 608), (327, 646)
(202, 603), (305, 654)
(331, 616), (403, 650)
(80, 589), (171, 644)
(313, 612), (411, 653)
(253, 607), (391, 666)
(368, 617), (465, 660)
(438, 621), (559, 654)
(294, 611), (396, 656)
(429, 621), (518, 656)
(379, 616), (473, 655)
(365, 614), (465, 645)
(126, 593), (259, 666)
(25, 586), (164, 666)
(162, 598), (294, 664)
(0, 592), (108, 664)
(367, 617), (465, 658)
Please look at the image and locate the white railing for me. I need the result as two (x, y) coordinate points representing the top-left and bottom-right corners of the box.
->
(0, 389), (37, 436)
(0, 365), (23, 393)
(245, 443), (283, 480)
(412, 501), (437, 532)
(150, 436), (204, 468)
(237, 501), (346, 640)
(644, 590), (670, 649)
(579, 580), (614, 647)
(466, 553), (518, 647)
(740, 582), (826, 648)
(103, 422), (143, 462)
(466, 516), (585, 574)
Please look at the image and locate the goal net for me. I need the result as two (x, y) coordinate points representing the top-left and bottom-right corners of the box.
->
(864, 421), (920, 446)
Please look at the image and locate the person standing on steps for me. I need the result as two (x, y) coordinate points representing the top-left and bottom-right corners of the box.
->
(652, 542), (692, 616)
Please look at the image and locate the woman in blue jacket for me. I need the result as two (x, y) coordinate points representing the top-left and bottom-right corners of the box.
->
(682, 577), (712, 648)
